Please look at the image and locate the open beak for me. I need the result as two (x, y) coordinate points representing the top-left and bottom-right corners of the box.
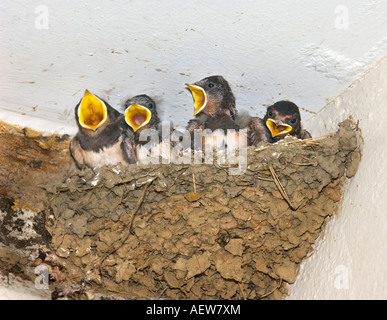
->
(78, 89), (108, 131)
(266, 119), (293, 137)
(125, 104), (152, 132)
(185, 83), (207, 116)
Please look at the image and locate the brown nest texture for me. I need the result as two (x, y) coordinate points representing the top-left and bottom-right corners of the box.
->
(0, 118), (361, 300)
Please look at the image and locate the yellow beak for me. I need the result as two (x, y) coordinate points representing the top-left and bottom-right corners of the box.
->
(78, 89), (108, 131)
(186, 83), (207, 116)
(266, 119), (293, 137)
(125, 104), (152, 132)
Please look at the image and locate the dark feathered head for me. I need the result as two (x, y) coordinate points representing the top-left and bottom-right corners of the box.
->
(186, 75), (236, 120)
(263, 101), (302, 139)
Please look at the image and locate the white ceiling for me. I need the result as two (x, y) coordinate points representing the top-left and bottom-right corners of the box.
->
(1, 0), (387, 135)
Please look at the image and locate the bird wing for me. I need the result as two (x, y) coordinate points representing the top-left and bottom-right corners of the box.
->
(299, 129), (312, 139)
(69, 136), (87, 170)
(120, 130), (137, 164)
(249, 117), (271, 145)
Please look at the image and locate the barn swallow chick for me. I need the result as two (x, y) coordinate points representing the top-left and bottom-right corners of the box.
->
(186, 75), (243, 156)
(185, 75), (238, 132)
(124, 94), (160, 141)
(263, 101), (312, 142)
(70, 89), (137, 170)
(124, 94), (177, 163)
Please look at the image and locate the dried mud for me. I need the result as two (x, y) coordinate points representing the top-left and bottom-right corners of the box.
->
(0, 119), (361, 300)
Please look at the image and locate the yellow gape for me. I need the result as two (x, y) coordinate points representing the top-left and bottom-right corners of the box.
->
(125, 104), (152, 132)
(78, 90), (108, 131)
(186, 84), (207, 116)
(266, 119), (292, 137)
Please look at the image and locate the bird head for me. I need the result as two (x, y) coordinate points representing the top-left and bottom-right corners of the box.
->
(124, 95), (157, 132)
(264, 101), (301, 138)
(186, 75), (235, 118)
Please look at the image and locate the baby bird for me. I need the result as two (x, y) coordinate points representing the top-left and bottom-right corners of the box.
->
(185, 75), (239, 134)
(124, 94), (160, 142)
(236, 100), (312, 146)
(263, 100), (312, 142)
(185, 75), (244, 157)
(124, 94), (176, 163)
(70, 89), (137, 170)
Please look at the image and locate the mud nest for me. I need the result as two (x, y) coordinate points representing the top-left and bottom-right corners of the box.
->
(0, 118), (361, 300)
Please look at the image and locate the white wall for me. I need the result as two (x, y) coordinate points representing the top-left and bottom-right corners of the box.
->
(287, 55), (387, 300)
(1, 1), (387, 299)
(1, 0), (387, 134)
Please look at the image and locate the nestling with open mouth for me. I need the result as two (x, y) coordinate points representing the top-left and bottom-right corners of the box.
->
(70, 89), (137, 169)
(263, 100), (312, 142)
(185, 75), (239, 134)
(124, 94), (177, 163)
(185, 75), (246, 154)
(124, 94), (160, 142)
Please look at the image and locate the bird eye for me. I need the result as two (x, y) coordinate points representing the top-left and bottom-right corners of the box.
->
(290, 118), (297, 124)
(208, 82), (214, 88)
(147, 103), (153, 109)
(268, 111), (273, 117)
